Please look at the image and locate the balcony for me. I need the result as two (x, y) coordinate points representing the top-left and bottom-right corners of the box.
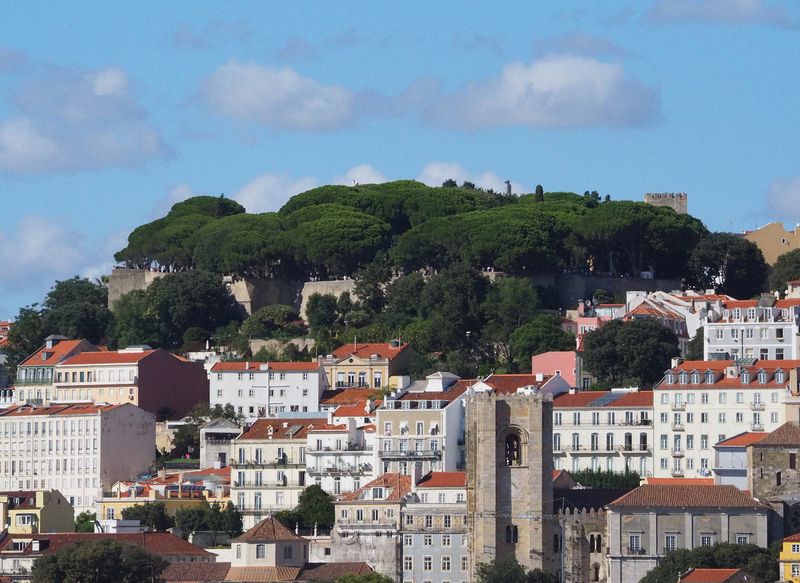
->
(204, 438), (233, 445)
(750, 422), (764, 431)
(625, 547), (648, 556)
(671, 423), (685, 431)
(335, 381), (373, 389)
(378, 449), (442, 460)
(336, 520), (399, 532)
(233, 480), (305, 489)
(671, 449), (684, 457)
(618, 445), (651, 454)
(670, 402), (685, 411)
(671, 468), (684, 477)
(307, 463), (371, 476)
(307, 444), (372, 453)
(230, 458), (303, 469)
(749, 402), (765, 411)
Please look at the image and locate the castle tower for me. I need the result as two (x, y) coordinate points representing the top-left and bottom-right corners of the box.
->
(467, 390), (558, 577)
(643, 192), (688, 214)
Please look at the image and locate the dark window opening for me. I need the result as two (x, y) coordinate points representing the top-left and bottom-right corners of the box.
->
(505, 434), (521, 466)
(505, 525), (518, 544)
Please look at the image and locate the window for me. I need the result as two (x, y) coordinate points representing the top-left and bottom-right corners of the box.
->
(719, 413), (726, 423)
(554, 413), (562, 426)
(283, 545), (293, 559)
(687, 413), (694, 423)
(573, 412), (581, 425)
(592, 412), (600, 425)
(660, 413), (668, 423)
(372, 509), (379, 521)
(665, 535), (677, 553)
(505, 434), (521, 465)
(719, 393), (726, 404)
(660, 435), (668, 450)
(425, 515), (432, 528)
(444, 515), (451, 528)
(701, 535), (713, 547)
(442, 556), (451, 572)
(443, 534), (451, 547)
(462, 556), (469, 570)
(404, 556), (413, 571)
(701, 435), (708, 449)
(236, 545), (241, 559)
(629, 535), (641, 553)
(424, 535), (432, 546)
(736, 535), (749, 545)
(505, 525), (519, 543)
(791, 453), (796, 470)
(771, 412), (779, 423)
(256, 544), (266, 559)
(424, 556), (432, 571)
(736, 392), (744, 403)
(736, 412), (744, 423)
(700, 413), (708, 423)
(793, 564), (800, 578)
(661, 393), (669, 404)
(701, 393), (709, 404)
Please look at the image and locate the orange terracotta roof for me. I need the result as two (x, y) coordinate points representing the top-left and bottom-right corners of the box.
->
(333, 400), (379, 418)
(416, 471), (466, 488)
(298, 562), (373, 581)
(680, 569), (743, 583)
(0, 403), (123, 417)
(20, 340), (94, 367)
(224, 566), (300, 581)
(397, 380), (471, 402)
(331, 342), (409, 360)
(553, 391), (652, 408)
(237, 418), (324, 441)
(60, 350), (155, 365)
(161, 562), (231, 582)
(784, 532), (800, 542)
(321, 388), (380, 406)
(234, 517), (304, 543)
(211, 361), (319, 372)
(716, 432), (768, 447)
(644, 478), (714, 486)
(608, 484), (764, 509)
(480, 373), (550, 394)
(362, 424), (376, 432)
(340, 473), (411, 502)
(307, 423), (348, 433)
(752, 422), (800, 446)
(18, 532), (211, 557)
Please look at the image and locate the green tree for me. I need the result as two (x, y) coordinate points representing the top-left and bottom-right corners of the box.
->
(687, 327), (704, 360)
(509, 315), (575, 371)
(110, 290), (158, 348)
(275, 485), (335, 531)
(1, 306), (44, 379)
(31, 539), (168, 583)
(174, 502), (242, 540)
(241, 305), (300, 340)
(687, 233), (768, 298)
(143, 270), (243, 348)
(74, 511), (96, 533)
(568, 469), (640, 488)
(582, 319), (680, 387)
(305, 294), (339, 336)
(639, 543), (777, 583)
(475, 557), (558, 583)
(481, 277), (541, 364)
(770, 248), (800, 294)
(534, 184), (544, 202)
(121, 502), (175, 531)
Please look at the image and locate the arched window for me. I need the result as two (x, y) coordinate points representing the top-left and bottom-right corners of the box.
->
(554, 534), (561, 552)
(593, 564), (601, 581)
(595, 534), (602, 552)
(589, 534), (595, 552)
(505, 434), (521, 466)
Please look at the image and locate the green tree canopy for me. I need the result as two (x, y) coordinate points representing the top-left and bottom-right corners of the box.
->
(121, 502), (175, 531)
(509, 315), (575, 371)
(174, 501), (243, 541)
(687, 233), (768, 298)
(336, 574), (394, 583)
(582, 319), (680, 387)
(275, 485), (335, 531)
(476, 557), (559, 583)
(568, 469), (640, 488)
(31, 539), (168, 583)
(639, 543), (777, 583)
(240, 304), (300, 340)
(770, 248), (800, 294)
(74, 511), (96, 533)
(687, 327), (704, 360)
(1, 306), (44, 378)
(40, 277), (112, 344)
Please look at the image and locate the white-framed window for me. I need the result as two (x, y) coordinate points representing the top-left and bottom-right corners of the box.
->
(736, 535), (749, 545)
(791, 543), (800, 553)
(771, 412), (779, 423)
(629, 534), (641, 552)
(256, 544), (266, 559)
(719, 413), (726, 423)
(424, 556), (432, 571)
(442, 556), (451, 572)
(661, 393), (669, 404)
(719, 393), (727, 404)
(404, 556), (413, 571)
(665, 535), (677, 553)
(736, 412), (744, 423)
(443, 534), (451, 547)
(792, 564), (800, 577)
(404, 534), (413, 546)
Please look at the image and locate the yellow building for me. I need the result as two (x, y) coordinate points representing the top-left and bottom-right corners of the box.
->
(744, 221), (800, 266)
(321, 341), (414, 391)
(0, 490), (74, 534)
(780, 533), (800, 582)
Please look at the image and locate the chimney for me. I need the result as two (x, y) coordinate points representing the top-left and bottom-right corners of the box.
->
(671, 357), (683, 369)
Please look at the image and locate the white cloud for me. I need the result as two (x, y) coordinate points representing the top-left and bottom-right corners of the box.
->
(766, 176), (800, 216)
(0, 216), (86, 287)
(0, 66), (169, 174)
(418, 162), (527, 193)
(233, 173), (320, 213)
(424, 56), (659, 130)
(333, 164), (388, 186)
(200, 60), (355, 131)
(649, 0), (797, 26)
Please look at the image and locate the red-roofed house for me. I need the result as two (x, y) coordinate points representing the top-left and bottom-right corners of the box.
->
(210, 360), (325, 421)
(52, 346), (208, 418)
(14, 336), (97, 405)
(332, 473), (411, 580)
(713, 432), (767, 489)
(607, 484), (769, 583)
(680, 568), (755, 583)
(231, 418), (328, 529)
(653, 359), (800, 478)
(552, 388), (654, 476)
(0, 402), (155, 515)
(321, 341), (415, 391)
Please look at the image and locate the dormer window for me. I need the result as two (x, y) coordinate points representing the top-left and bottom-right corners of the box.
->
(691, 372), (700, 384)
(372, 487), (384, 499)
(741, 372), (750, 384)
(734, 308), (741, 320)
(776, 371), (786, 384)
(748, 308), (756, 320)
(758, 371), (768, 384)
(679, 373), (688, 385)
(666, 373), (676, 385)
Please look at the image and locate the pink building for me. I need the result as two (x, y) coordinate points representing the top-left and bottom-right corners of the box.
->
(531, 351), (596, 389)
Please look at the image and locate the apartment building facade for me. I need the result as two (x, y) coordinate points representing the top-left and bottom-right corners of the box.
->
(306, 419), (375, 496)
(321, 341), (414, 390)
(704, 297), (800, 361)
(606, 484), (770, 583)
(400, 472), (469, 583)
(52, 346), (208, 418)
(14, 336), (96, 405)
(210, 361), (325, 420)
(0, 403), (154, 515)
(652, 359), (800, 478)
(230, 417), (323, 529)
(552, 389), (654, 476)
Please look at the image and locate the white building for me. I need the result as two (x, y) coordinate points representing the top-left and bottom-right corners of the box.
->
(210, 361), (325, 420)
(306, 419), (375, 496)
(552, 388), (654, 476)
(704, 296), (800, 361)
(712, 432), (765, 489)
(230, 416), (326, 529)
(0, 403), (154, 515)
(652, 358), (800, 478)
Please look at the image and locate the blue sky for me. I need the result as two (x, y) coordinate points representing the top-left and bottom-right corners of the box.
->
(2, 0), (800, 319)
